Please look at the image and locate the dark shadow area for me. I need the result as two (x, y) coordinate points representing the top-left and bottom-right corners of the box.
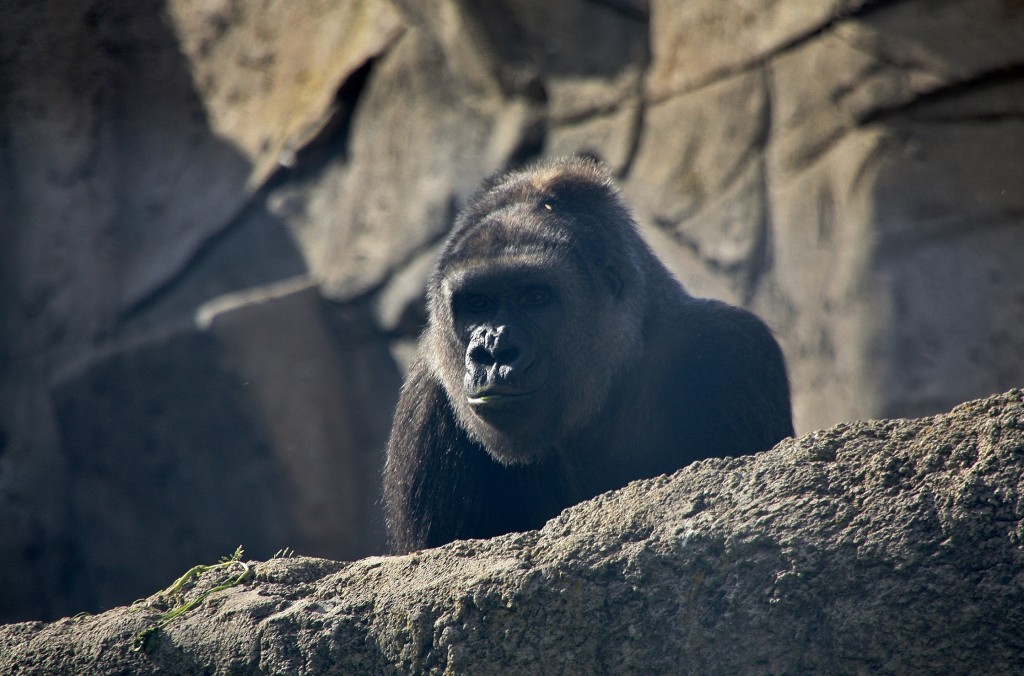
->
(53, 332), (294, 614)
(0, 0), (388, 623)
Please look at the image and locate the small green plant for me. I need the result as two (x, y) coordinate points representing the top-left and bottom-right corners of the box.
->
(272, 546), (296, 559)
(131, 546), (250, 652)
(69, 611), (92, 623)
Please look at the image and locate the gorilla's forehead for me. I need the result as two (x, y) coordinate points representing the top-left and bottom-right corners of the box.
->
(443, 204), (575, 262)
(460, 204), (566, 245)
(441, 251), (573, 293)
(442, 212), (598, 285)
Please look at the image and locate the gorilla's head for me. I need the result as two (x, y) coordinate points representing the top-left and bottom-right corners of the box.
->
(423, 157), (651, 464)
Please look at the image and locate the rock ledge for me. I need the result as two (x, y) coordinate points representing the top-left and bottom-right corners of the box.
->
(2, 390), (1023, 674)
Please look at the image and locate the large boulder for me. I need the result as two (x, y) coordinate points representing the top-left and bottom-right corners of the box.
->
(47, 278), (397, 617)
(3, 390), (1022, 673)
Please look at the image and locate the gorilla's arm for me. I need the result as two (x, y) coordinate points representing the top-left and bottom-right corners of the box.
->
(383, 359), (548, 551)
(383, 358), (480, 552)
(384, 359), (578, 553)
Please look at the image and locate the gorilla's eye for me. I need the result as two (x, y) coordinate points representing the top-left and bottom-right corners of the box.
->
(456, 293), (495, 314)
(517, 287), (551, 308)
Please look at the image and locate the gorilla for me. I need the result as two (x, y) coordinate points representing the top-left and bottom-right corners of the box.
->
(384, 156), (793, 553)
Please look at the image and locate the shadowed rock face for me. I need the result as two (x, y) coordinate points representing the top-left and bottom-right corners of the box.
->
(3, 389), (1022, 674)
(2, 0), (1022, 623)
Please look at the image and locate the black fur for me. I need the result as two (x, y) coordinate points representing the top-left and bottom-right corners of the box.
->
(384, 156), (793, 553)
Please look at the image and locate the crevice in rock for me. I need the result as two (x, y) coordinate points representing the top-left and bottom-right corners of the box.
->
(115, 51), (389, 332)
(619, 93), (645, 178)
(507, 116), (548, 167)
(789, 0), (904, 52)
(654, 217), (747, 282)
(266, 54), (382, 186)
(745, 63), (777, 306)
(775, 127), (853, 183)
(858, 65), (1024, 125)
(585, 0), (647, 22)
(547, 87), (642, 126)
(113, 196), (307, 337)
(878, 210), (1024, 262)
(506, 82), (549, 170)
(645, 0), (900, 105)
(583, 0), (648, 23)
(620, 9), (651, 179)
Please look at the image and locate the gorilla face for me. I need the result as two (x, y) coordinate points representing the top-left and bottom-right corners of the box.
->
(454, 266), (555, 405)
(440, 258), (579, 464)
(421, 168), (652, 466)
(456, 277), (550, 408)
(425, 203), (637, 465)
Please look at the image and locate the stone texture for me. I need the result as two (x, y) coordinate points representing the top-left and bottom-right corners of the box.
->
(0, 0), (251, 343)
(624, 69), (771, 303)
(0, 0), (261, 624)
(266, 24), (525, 301)
(646, 0), (869, 98)
(766, 4), (1024, 428)
(39, 278), (398, 617)
(51, 331), (294, 615)
(3, 390), (1023, 673)
(445, 0), (649, 121)
(165, 0), (405, 187)
(196, 277), (399, 560)
(271, 0), (651, 302)
(634, 0), (1024, 432)
(0, 0), (405, 623)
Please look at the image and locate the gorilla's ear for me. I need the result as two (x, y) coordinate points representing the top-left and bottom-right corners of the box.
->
(602, 266), (624, 298)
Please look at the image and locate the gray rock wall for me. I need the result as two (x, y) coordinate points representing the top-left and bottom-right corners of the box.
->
(1, 0), (1022, 622)
(2, 390), (1022, 673)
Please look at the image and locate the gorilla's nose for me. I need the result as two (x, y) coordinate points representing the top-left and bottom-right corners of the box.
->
(468, 343), (520, 367)
(467, 325), (533, 372)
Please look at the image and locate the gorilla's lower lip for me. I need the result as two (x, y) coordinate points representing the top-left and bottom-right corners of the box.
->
(466, 390), (538, 407)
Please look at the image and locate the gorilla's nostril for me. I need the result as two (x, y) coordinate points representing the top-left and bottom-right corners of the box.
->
(469, 345), (495, 366)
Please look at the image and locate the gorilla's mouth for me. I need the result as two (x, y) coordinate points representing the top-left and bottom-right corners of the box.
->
(466, 388), (540, 410)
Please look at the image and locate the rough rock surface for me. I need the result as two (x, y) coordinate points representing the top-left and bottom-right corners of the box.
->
(3, 390), (1023, 674)
(2, 0), (1022, 623)
(629, 0), (1024, 430)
